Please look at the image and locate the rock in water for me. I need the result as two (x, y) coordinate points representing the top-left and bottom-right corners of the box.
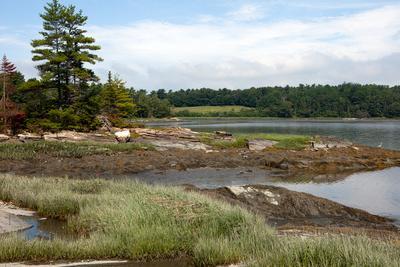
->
(115, 130), (131, 143)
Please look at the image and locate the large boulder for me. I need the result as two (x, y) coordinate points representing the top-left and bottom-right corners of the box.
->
(115, 130), (131, 143)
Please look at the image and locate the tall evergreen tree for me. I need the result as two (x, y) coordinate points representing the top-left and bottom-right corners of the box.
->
(31, 0), (102, 107)
(100, 72), (135, 120)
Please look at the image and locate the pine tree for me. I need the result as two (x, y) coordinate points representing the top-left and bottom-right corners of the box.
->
(31, 0), (102, 108)
(100, 72), (135, 120)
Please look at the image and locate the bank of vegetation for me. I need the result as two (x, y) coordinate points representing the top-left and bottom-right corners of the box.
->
(0, 175), (399, 266)
(164, 85), (400, 118)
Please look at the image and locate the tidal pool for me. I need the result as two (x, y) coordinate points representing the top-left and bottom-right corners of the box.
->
(20, 216), (76, 240)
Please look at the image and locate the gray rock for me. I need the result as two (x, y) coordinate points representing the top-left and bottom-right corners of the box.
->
(17, 133), (42, 142)
(248, 139), (277, 151)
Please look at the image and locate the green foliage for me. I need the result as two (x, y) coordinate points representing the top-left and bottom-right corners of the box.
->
(100, 73), (135, 119)
(15, 0), (103, 132)
(31, 0), (102, 108)
(165, 84), (400, 118)
(173, 105), (258, 117)
(131, 89), (172, 118)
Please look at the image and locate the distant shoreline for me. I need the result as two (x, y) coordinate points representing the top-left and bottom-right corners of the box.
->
(142, 117), (400, 123)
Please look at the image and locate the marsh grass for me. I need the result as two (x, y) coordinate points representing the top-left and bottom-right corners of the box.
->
(0, 175), (399, 266)
(0, 141), (154, 160)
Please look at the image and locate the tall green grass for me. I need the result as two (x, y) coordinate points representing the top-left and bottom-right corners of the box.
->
(0, 175), (399, 266)
(0, 141), (154, 160)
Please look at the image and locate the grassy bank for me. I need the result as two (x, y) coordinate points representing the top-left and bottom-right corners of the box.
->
(0, 175), (399, 266)
(0, 141), (154, 160)
(173, 106), (253, 113)
(201, 133), (311, 150)
(172, 105), (257, 117)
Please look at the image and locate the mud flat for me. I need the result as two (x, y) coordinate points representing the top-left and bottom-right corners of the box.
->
(1, 145), (399, 181)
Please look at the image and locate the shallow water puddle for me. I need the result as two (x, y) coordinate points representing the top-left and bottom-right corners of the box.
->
(18, 216), (76, 240)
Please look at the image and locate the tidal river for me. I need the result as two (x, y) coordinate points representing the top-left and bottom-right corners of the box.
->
(145, 119), (400, 225)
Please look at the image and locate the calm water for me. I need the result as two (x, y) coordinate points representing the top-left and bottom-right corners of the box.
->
(146, 119), (400, 224)
(148, 119), (400, 150)
(273, 167), (400, 225)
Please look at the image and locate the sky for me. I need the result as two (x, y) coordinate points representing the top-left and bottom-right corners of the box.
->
(1, 0), (400, 89)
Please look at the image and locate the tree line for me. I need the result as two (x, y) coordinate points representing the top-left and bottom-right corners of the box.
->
(161, 84), (400, 118)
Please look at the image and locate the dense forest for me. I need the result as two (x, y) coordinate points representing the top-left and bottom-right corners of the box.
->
(161, 84), (400, 118)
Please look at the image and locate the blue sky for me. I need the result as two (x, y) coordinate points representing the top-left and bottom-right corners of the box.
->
(1, 0), (400, 89)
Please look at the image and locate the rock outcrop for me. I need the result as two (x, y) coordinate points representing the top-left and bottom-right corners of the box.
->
(248, 139), (277, 151)
(187, 184), (397, 231)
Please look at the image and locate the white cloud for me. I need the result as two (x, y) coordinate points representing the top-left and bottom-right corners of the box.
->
(5, 4), (400, 89)
(88, 4), (400, 89)
(227, 4), (265, 22)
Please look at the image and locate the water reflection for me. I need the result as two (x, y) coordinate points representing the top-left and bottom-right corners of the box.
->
(272, 167), (400, 225)
(21, 216), (77, 240)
